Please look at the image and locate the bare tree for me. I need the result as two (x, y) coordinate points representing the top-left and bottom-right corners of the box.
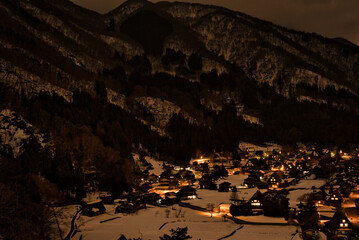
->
(207, 203), (215, 217)
(230, 191), (239, 201)
(175, 208), (182, 218)
(165, 209), (170, 218)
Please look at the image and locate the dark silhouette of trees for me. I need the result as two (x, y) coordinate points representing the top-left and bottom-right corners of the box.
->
(188, 53), (202, 71)
(160, 227), (192, 240)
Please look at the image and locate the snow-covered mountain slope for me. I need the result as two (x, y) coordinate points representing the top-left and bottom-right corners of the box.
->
(0, 109), (53, 158)
(0, 0), (358, 163)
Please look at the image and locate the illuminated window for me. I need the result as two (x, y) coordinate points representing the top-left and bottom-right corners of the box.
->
(251, 199), (261, 206)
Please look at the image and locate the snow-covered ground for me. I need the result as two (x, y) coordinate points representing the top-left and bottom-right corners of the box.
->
(145, 156), (164, 176)
(52, 174), (327, 240)
(240, 114), (263, 126)
(189, 188), (259, 209)
(235, 215), (287, 224)
(74, 205), (239, 240)
(217, 174), (248, 187)
(51, 205), (81, 240)
(70, 204), (297, 240)
(132, 153), (165, 176)
(317, 205), (335, 218)
(287, 179), (327, 208)
(290, 179), (326, 189)
(232, 225), (299, 240)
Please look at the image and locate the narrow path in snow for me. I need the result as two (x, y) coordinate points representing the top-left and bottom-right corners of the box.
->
(64, 207), (82, 240)
(217, 225), (244, 240)
(158, 221), (177, 230)
(226, 215), (290, 226)
(100, 216), (121, 223)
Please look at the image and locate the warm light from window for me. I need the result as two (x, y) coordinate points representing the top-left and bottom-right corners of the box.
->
(251, 199), (261, 206)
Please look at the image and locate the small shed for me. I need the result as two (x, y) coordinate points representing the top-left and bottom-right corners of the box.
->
(218, 182), (231, 192)
(82, 200), (106, 217)
(177, 186), (197, 200)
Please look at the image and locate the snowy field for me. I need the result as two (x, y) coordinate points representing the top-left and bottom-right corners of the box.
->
(232, 225), (299, 240)
(287, 179), (327, 208)
(235, 215), (288, 224)
(73, 205), (239, 240)
(132, 153), (164, 175)
(217, 174), (248, 187)
(289, 179), (326, 189)
(189, 188), (260, 209)
(69, 204), (298, 240)
(51, 205), (81, 239)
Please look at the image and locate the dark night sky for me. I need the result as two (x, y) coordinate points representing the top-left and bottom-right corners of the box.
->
(71, 0), (359, 45)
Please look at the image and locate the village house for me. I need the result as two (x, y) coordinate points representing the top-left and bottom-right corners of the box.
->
(229, 201), (253, 216)
(142, 193), (162, 205)
(261, 190), (290, 217)
(82, 200), (106, 217)
(147, 173), (159, 183)
(176, 186), (197, 201)
(244, 171), (267, 188)
(115, 200), (146, 214)
(226, 167), (241, 176)
(242, 158), (258, 172)
(199, 175), (217, 190)
(190, 156), (212, 166)
(267, 171), (284, 189)
(218, 203), (232, 214)
(326, 209), (359, 240)
(137, 182), (153, 193)
(340, 182), (355, 198)
(229, 190), (264, 216)
(248, 190), (263, 213)
(161, 192), (177, 206)
(307, 190), (327, 207)
(99, 193), (114, 204)
(326, 190), (344, 208)
(218, 182), (231, 192)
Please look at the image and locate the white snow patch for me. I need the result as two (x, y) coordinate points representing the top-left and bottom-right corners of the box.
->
(297, 95), (327, 105)
(135, 97), (196, 128)
(238, 142), (282, 152)
(0, 109), (53, 158)
(73, 204), (248, 240)
(188, 188), (260, 209)
(231, 225), (298, 240)
(235, 215), (287, 224)
(240, 114), (263, 126)
(133, 153), (164, 176)
(292, 68), (356, 95)
(107, 90), (126, 109)
(145, 156), (164, 176)
(200, 98), (222, 113)
(217, 174), (248, 187)
(287, 179), (327, 208)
